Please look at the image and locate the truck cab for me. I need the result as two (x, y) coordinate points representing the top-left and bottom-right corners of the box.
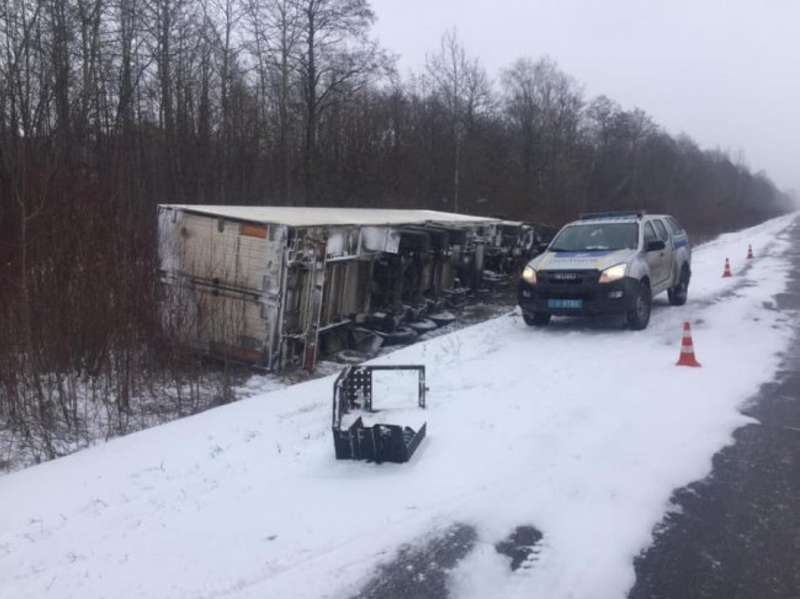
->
(517, 211), (691, 330)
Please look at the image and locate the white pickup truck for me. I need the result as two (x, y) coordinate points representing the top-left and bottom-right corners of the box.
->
(517, 211), (692, 330)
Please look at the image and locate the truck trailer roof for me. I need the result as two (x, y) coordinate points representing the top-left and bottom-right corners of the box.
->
(159, 205), (499, 228)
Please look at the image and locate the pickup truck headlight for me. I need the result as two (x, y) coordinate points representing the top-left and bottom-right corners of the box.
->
(522, 265), (537, 284)
(599, 263), (626, 284)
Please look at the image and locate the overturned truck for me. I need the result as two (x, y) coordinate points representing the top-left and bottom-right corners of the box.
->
(157, 205), (539, 372)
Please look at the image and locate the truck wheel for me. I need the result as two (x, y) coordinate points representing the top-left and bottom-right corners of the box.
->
(380, 326), (419, 345)
(627, 282), (651, 330)
(523, 312), (551, 327)
(668, 265), (690, 306)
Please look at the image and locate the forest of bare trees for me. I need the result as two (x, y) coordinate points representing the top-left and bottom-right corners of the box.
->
(0, 0), (793, 469)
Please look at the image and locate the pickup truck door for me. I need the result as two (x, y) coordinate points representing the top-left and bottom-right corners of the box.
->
(644, 221), (669, 290)
(652, 219), (674, 289)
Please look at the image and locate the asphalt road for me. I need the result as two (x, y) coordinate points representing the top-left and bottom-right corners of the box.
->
(630, 219), (800, 599)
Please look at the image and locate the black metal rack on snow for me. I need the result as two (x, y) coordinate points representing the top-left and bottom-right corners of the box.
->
(331, 365), (427, 464)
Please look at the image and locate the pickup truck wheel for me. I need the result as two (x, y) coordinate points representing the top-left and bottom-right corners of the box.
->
(523, 312), (551, 327)
(627, 282), (651, 330)
(668, 265), (690, 306)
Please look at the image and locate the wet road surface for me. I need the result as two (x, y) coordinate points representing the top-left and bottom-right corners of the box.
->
(349, 523), (477, 599)
(349, 523), (544, 599)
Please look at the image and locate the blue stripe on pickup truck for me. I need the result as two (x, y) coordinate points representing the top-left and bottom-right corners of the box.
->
(674, 238), (688, 249)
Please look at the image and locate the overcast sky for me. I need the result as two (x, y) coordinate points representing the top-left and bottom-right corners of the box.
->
(370, 0), (800, 194)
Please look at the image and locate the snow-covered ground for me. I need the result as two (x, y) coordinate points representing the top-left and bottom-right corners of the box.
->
(1, 213), (797, 599)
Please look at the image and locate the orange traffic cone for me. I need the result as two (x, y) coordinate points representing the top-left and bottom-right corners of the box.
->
(747, 244), (754, 260)
(722, 258), (733, 278)
(676, 321), (702, 367)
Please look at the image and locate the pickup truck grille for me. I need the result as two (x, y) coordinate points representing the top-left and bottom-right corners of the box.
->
(538, 270), (599, 285)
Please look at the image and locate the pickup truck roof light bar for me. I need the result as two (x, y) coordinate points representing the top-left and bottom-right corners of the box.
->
(578, 210), (646, 220)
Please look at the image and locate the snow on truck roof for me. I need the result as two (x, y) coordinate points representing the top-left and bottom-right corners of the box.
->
(160, 205), (499, 227)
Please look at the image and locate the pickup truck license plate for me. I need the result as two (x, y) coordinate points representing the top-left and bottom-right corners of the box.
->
(547, 299), (583, 309)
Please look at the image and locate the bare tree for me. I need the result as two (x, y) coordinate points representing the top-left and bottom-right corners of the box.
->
(425, 29), (490, 213)
(294, 0), (386, 203)
(502, 57), (583, 217)
(244, 0), (302, 204)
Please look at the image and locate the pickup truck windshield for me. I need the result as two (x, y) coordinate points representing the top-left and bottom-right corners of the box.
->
(549, 222), (639, 252)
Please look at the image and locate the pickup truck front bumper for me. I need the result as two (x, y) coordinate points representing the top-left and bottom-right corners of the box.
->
(518, 272), (640, 316)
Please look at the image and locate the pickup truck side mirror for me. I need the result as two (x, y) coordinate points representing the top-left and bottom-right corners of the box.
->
(646, 240), (666, 252)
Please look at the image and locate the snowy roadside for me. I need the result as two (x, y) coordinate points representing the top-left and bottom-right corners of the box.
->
(0, 213), (797, 599)
(233, 291), (517, 401)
